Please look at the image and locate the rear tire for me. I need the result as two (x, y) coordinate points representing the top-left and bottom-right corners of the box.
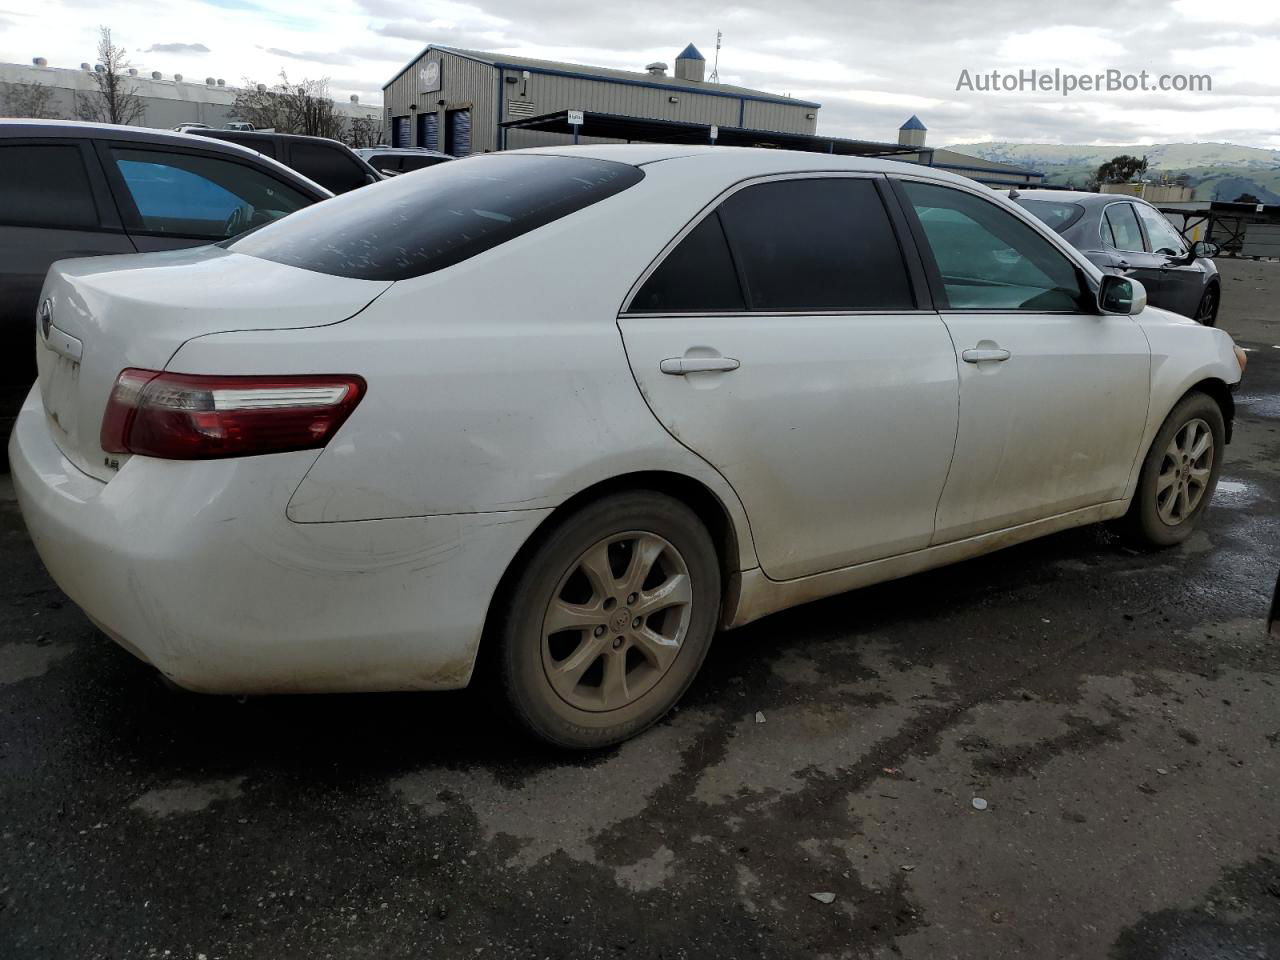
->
(1124, 392), (1224, 547)
(495, 491), (721, 750)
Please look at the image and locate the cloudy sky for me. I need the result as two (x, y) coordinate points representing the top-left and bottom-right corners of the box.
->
(3, 0), (1278, 147)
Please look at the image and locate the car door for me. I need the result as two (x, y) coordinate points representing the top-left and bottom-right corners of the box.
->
(1100, 201), (1172, 302)
(0, 138), (135, 421)
(97, 142), (316, 252)
(893, 178), (1150, 543)
(618, 174), (960, 580)
(1131, 201), (1203, 317)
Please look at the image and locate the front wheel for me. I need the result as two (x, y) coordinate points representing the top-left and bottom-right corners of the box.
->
(495, 491), (721, 749)
(1194, 285), (1219, 327)
(1124, 392), (1225, 547)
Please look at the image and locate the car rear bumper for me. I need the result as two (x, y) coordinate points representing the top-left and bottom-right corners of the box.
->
(9, 387), (548, 694)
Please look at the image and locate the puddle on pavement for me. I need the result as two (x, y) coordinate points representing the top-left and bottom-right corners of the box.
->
(1234, 392), (1280, 418)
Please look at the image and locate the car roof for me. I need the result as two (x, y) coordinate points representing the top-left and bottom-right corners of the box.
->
(1014, 188), (1141, 206)
(198, 129), (361, 147)
(508, 143), (1014, 191)
(357, 147), (454, 158)
(0, 118), (334, 198)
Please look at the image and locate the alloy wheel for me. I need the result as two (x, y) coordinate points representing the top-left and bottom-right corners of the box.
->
(540, 531), (693, 712)
(1156, 417), (1214, 525)
(1195, 288), (1217, 325)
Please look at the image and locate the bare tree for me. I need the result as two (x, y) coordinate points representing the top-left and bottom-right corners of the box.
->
(232, 73), (343, 138)
(346, 115), (381, 148)
(3, 81), (64, 119)
(75, 27), (144, 125)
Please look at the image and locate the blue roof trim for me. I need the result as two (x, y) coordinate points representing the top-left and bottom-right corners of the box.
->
(900, 114), (927, 131)
(489, 60), (820, 107)
(677, 44), (705, 61)
(384, 44), (820, 109)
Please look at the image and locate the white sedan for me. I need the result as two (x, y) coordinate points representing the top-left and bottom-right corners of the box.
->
(10, 146), (1246, 748)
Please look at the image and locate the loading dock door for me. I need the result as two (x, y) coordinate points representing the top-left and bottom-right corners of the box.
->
(391, 116), (410, 148)
(446, 108), (471, 156)
(417, 111), (439, 151)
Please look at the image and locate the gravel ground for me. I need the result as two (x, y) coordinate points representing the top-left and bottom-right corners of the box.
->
(1, 258), (1278, 960)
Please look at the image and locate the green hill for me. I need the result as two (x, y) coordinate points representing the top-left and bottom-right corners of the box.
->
(947, 141), (1280, 202)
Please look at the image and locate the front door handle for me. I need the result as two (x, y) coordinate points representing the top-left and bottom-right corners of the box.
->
(961, 347), (1011, 363)
(660, 356), (741, 375)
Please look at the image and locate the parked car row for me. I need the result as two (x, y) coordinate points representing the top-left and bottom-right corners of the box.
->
(9, 145), (1246, 750)
(0, 120), (334, 446)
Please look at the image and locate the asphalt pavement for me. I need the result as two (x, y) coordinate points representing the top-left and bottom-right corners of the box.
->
(2, 258), (1278, 960)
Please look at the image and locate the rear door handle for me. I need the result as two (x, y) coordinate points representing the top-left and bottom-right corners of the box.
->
(961, 347), (1011, 363)
(660, 357), (741, 375)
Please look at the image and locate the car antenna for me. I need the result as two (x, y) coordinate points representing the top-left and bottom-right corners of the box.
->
(1008, 187), (1021, 199)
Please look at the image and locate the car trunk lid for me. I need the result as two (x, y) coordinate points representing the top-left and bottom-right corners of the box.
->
(35, 244), (391, 482)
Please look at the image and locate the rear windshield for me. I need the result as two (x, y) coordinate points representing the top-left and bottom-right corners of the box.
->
(1015, 198), (1085, 234)
(226, 153), (644, 280)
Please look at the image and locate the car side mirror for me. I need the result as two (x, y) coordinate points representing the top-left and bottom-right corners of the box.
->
(1192, 240), (1219, 259)
(1099, 274), (1147, 315)
(366, 173), (381, 184)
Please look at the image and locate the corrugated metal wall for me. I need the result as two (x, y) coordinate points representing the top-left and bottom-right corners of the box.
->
(384, 50), (498, 154)
(384, 49), (818, 152)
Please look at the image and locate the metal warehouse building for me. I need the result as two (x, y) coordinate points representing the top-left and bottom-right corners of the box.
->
(382, 44), (820, 155)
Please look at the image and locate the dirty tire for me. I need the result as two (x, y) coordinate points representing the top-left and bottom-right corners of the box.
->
(1124, 391), (1225, 547)
(496, 491), (720, 750)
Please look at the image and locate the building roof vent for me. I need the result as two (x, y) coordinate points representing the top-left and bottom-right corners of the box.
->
(645, 61), (668, 76)
(151, 71), (163, 80)
(674, 43), (705, 82)
(80, 62), (91, 70)
(94, 64), (106, 73)
(350, 94), (359, 103)
(32, 56), (48, 67)
(257, 83), (267, 92)
(127, 67), (138, 76)
(174, 73), (183, 82)
(206, 76), (216, 86)
(216, 78), (225, 86)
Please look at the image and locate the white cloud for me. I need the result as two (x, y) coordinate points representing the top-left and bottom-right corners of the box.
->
(2, 0), (1275, 147)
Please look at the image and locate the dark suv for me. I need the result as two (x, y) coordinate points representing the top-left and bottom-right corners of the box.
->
(193, 130), (382, 194)
(0, 120), (332, 454)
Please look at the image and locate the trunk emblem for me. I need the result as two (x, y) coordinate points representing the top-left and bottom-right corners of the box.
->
(39, 299), (52, 341)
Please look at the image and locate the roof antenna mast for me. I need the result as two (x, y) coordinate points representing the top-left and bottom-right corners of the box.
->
(709, 30), (722, 83)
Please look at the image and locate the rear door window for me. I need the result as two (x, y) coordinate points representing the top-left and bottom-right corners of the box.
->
(399, 155), (451, 173)
(0, 143), (101, 229)
(716, 177), (914, 312)
(1103, 203), (1146, 251)
(228, 154), (644, 280)
(109, 147), (313, 240)
(288, 142), (370, 194)
(366, 153), (402, 176)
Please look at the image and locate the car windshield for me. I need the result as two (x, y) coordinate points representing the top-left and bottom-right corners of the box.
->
(1015, 199), (1086, 234)
(225, 153), (643, 281)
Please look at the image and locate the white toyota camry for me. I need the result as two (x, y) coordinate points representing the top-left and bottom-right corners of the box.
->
(11, 146), (1246, 748)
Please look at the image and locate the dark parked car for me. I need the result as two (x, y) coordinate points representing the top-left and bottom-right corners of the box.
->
(193, 130), (382, 194)
(1015, 190), (1221, 325)
(0, 119), (331, 451)
(354, 146), (454, 177)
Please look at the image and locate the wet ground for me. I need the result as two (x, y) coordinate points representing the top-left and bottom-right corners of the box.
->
(2, 259), (1278, 960)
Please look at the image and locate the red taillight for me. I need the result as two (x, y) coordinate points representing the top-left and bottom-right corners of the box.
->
(100, 369), (366, 460)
